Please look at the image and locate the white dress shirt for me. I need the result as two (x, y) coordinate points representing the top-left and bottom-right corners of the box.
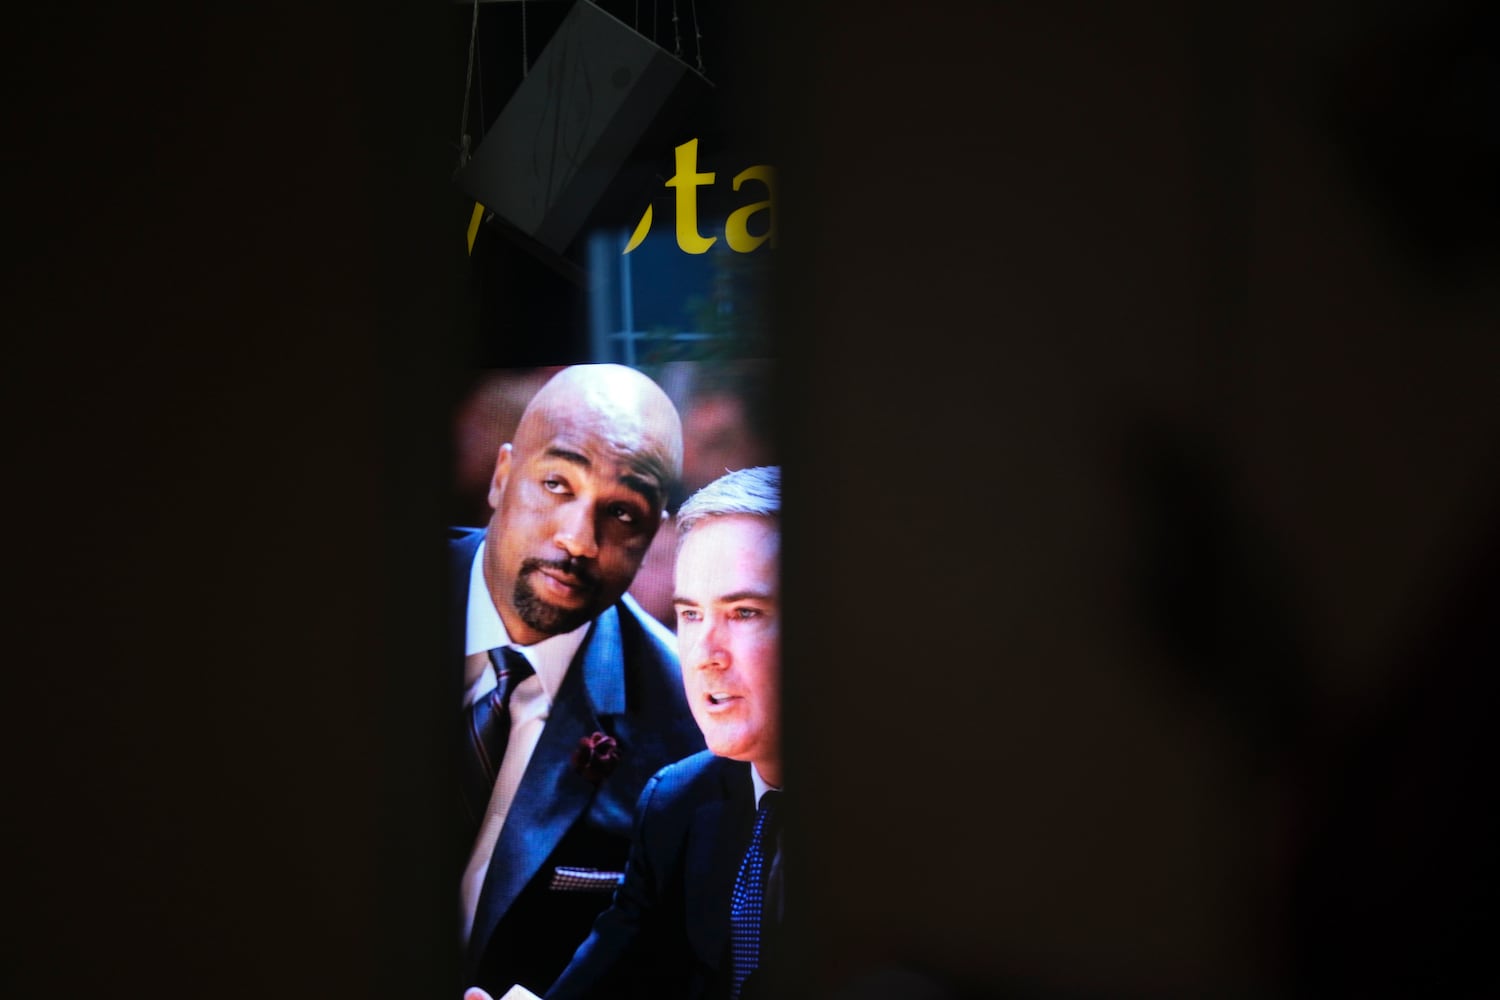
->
(750, 764), (780, 808)
(460, 540), (590, 947)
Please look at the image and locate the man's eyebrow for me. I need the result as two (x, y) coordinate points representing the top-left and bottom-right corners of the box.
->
(672, 590), (775, 607)
(542, 446), (590, 468)
(542, 446), (664, 506)
(716, 590), (775, 604)
(620, 471), (663, 506)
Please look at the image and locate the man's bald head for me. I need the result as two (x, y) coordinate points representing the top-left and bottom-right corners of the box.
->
(483, 365), (684, 645)
(513, 365), (684, 502)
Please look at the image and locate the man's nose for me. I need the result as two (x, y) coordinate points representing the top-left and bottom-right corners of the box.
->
(553, 501), (600, 560)
(692, 618), (729, 671)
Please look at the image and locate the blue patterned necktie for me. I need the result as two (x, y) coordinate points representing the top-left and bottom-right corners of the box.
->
(730, 789), (783, 999)
(460, 647), (534, 836)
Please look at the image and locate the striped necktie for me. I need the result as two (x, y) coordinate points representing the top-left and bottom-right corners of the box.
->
(460, 647), (534, 837)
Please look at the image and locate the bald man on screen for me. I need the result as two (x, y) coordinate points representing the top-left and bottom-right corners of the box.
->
(455, 365), (705, 995)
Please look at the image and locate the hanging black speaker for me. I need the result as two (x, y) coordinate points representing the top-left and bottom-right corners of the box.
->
(457, 0), (709, 257)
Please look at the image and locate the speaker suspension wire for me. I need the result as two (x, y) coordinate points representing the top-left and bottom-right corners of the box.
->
(477, 38), (487, 138)
(670, 0), (682, 58)
(689, 0), (705, 74)
(456, 0), (482, 171)
(520, 0), (529, 77)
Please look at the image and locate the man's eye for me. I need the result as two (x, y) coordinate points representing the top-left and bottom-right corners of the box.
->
(542, 478), (569, 494)
(677, 608), (701, 623)
(608, 503), (638, 524)
(731, 607), (761, 620)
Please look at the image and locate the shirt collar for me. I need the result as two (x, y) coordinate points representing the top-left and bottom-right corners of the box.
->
(751, 763), (781, 807)
(464, 539), (590, 705)
(466, 538), (508, 655)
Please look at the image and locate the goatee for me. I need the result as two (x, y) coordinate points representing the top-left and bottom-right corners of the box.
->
(512, 557), (602, 636)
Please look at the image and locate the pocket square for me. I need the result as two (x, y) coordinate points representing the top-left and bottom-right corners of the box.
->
(549, 866), (624, 892)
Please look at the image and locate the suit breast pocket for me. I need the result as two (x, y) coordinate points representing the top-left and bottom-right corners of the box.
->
(549, 866), (623, 892)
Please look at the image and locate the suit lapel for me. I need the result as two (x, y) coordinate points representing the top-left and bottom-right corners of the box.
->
(685, 759), (755, 973)
(468, 605), (626, 963)
(580, 600), (627, 716)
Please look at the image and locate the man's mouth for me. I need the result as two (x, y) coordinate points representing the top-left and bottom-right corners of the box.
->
(521, 558), (598, 600)
(539, 567), (584, 591)
(706, 692), (740, 707)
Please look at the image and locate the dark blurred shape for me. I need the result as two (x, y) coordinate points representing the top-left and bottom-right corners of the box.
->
(1286, 482), (1500, 997)
(1127, 425), (1312, 763)
(829, 964), (959, 1000)
(1327, 2), (1500, 281)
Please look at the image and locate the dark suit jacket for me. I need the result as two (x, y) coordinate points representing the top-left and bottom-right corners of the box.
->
(546, 752), (780, 1000)
(452, 527), (706, 995)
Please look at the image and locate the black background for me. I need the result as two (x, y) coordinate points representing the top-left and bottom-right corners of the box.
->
(7, 1), (1498, 997)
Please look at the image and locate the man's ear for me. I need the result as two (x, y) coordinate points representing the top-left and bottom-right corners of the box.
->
(487, 443), (514, 511)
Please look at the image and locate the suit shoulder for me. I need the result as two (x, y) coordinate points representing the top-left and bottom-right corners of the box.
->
(450, 526), (486, 571)
(450, 525), (486, 549)
(646, 751), (734, 804)
(616, 593), (678, 662)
